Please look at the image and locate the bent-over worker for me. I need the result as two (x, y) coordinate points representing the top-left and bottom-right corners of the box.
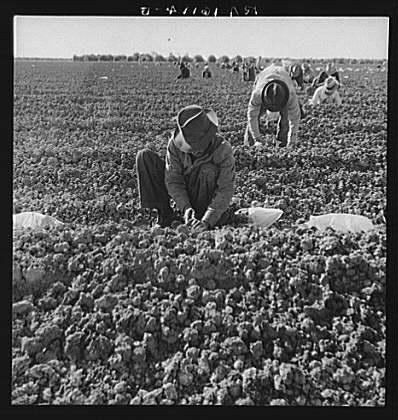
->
(244, 64), (301, 148)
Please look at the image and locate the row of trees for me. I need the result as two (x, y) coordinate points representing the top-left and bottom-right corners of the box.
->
(72, 53), (235, 63)
(71, 53), (385, 65)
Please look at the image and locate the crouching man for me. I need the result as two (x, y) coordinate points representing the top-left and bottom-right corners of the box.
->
(244, 63), (301, 148)
(309, 76), (342, 106)
(136, 105), (235, 231)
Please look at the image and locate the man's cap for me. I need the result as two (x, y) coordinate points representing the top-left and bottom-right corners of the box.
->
(261, 80), (290, 112)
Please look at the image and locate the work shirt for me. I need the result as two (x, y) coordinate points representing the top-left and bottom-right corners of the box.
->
(310, 85), (342, 106)
(247, 64), (301, 144)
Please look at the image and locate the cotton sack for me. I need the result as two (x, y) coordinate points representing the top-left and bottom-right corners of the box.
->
(236, 207), (283, 228)
(13, 212), (64, 231)
(307, 213), (374, 234)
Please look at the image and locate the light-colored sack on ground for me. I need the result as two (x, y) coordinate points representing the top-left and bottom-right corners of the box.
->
(307, 213), (374, 233)
(236, 207), (283, 228)
(13, 212), (64, 231)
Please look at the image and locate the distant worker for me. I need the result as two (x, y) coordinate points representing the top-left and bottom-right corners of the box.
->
(248, 63), (256, 81)
(289, 63), (305, 90)
(177, 62), (190, 79)
(302, 62), (314, 83)
(202, 64), (212, 78)
(311, 68), (329, 88)
(244, 63), (301, 148)
(326, 62), (340, 83)
(242, 63), (247, 81)
(307, 67), (330, 96)
(309, 62), (340, 94)
(242, 63), (256, 82)
(309, 76), (342, 106)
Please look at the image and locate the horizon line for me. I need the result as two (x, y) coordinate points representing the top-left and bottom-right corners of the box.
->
(14, 55), (388, 60)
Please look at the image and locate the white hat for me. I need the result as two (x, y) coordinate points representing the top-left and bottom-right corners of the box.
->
(325, 76), (339, 91)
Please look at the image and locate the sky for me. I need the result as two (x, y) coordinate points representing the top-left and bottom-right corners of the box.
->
(14, 16), (389, 59)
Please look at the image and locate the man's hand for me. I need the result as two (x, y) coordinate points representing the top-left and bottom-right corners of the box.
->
(184, 207), (196, 225)
(191, 219), (210, 233)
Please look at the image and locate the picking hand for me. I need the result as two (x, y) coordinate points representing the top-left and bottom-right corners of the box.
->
(191, 219), (210, 233)
(184, 207), (196, 225)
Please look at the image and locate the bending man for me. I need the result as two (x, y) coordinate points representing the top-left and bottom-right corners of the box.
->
(244, 63), (301, 148)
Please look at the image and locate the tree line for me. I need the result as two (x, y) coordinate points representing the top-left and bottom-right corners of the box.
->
(15, 55), (386, 65)
(72, 53), (226, 63)
(71, 54), (385, 65)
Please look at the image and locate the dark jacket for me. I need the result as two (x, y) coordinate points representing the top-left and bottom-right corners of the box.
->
(290, 64), (304, 89)
(312, 70), (329, 87)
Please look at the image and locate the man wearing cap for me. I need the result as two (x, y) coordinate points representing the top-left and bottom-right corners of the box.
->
(244, 63), (301, 148)
(302, 62), (314, 83)
(177, 62), (190, 79)
(290, 63), (305, 90)
(309, 76), (342, 106)
(326, 62), (340, 83)
(246, 63), (256, 82)
(136, 105), (235, 230)
(202, 64), (212, 78)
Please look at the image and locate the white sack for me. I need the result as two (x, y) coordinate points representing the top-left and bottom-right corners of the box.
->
(236, 207), (283, 228)
(307, 213), (374, 233)
(13, 212), (64, 231)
